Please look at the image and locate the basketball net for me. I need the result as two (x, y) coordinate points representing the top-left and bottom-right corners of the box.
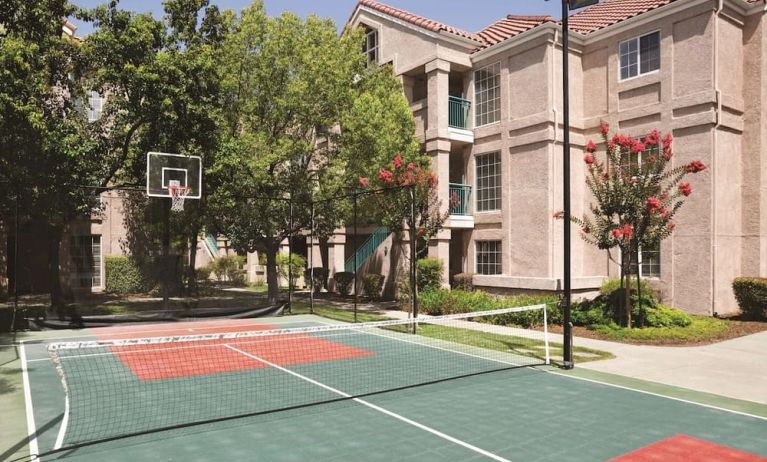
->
(168, 180), (190, 212)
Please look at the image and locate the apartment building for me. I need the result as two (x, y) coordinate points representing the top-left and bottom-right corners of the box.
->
(346, 0), (767, 315)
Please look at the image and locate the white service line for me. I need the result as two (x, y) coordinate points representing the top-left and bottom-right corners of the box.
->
(19, 342), (40, 458)
(223, 344), (513, 462)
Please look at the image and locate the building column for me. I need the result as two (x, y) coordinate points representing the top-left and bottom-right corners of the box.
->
(400, 75), (415, 104)
(428, 228), (452, 288)
(425, 59), (450, 140)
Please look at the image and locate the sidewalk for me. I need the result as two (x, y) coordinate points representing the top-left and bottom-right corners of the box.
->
(382, 310), (767, 405)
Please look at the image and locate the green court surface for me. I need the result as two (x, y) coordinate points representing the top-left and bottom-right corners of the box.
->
(3, 314), (767, 462)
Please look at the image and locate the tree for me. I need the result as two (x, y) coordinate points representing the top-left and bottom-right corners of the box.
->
(208, 3), (367, 303)
(565, 122), (707, 326)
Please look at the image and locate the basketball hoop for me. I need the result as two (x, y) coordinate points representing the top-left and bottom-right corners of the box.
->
(168, 180), (190, 212)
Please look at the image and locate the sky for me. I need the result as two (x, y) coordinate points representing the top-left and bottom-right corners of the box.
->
(69, 0), (565, 36)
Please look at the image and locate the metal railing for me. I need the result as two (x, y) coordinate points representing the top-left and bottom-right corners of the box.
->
(449, 184), (472, 216)
(345, 227), (391, 273)
(204, 234), (220, 258)
(448, 96), (471, 130)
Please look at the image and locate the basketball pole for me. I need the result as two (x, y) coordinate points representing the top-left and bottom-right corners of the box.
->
(561, 0), (574, 369)
(162, 198), (171, 312)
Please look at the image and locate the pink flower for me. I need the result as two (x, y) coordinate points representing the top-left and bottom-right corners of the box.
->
(358, 177), (370, 187)
(586, 140), (598, 153)
(667, 221), (676, 232)
(630, 140), (646, 154)
(678, 182), (692, 196)
(662, 134), (673, 160)
(685, 161), (707, 173)
(428, 172), (437, 187)
(392, 154), (403, 169)
(378, 168), (393, 184)
(646, 197), (662, 214)
(407, 162), (415, 170)
(621, 224), (634, 241)
(584, 154), (595, 165)
(611, 228), (624, 239)
(581, 226), (590, 234)
(644, 129), (660, 147)
(599, 121), (610, 135)
(607, 140), (616, 151)
(553, 211), (564, 219)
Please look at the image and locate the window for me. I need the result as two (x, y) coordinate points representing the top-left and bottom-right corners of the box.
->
(474, 62), (501, 127)
(475, 152), (501, 212)
(363, 27), (378, 66)
(87, 90), (103, 123)
(476, 241), (502, 275)
(640, 244), (661, 278)
(620, 134), (660, 175)
(619, 31), (660, 80)
(70, 235), (102, 288)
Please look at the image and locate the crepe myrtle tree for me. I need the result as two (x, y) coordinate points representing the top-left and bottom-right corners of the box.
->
(556, 122), (707, 327)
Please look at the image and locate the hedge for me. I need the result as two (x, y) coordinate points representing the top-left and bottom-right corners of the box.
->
(417, 258), (443, 292)
(733, 277), (767, 320)
(452, 273), (473, 291)
(362, 274), (385, 300)
(334, 272), (355, 296)
(418, 289), (559, 327)
(105, 256), (151, 294)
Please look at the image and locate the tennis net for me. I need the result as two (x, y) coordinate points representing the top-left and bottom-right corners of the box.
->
(48, 305), (551, 451)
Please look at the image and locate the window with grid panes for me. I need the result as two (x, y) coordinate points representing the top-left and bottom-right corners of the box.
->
(476, 152), (501, 212)
(70, 235), (101, 288)
(87, 91), (103, 122)
(619, 31), (660, 80)
(363, 27), (378, 67)
(474, 62), (501, 127)
(476, 241), (502, 275)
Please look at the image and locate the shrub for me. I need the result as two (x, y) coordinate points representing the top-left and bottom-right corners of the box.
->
(362, 274), (385, 300)
(196, 265), (212, 282)
(398, 274), (411, 305)
(645, 304), (692, 328)
(211, 255), (246, 285)
(452, 273), (474, 291)
(105, 256), (151, 294)
(277, 253), (305, 289)
(732, 277), (767, 320)
(334, 272), (355, 296)
(417, 258), (443, 292)
(304, 268), (328, 293)
(417, 289), (558, 327)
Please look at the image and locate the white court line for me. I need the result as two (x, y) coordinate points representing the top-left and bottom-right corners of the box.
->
(19, 342), (40, 458)
(223, 344), (513, 462)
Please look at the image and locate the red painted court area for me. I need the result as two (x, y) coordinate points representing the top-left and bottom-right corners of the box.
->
(611, 434), (767, 462)
(90, 321), (374, 381)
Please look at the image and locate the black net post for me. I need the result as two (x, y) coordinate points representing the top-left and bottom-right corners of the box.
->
(11, 188), (19, 334)
(352, 189), (358, 323)
(561, 0), (574, 369)
(287, 197), (293, 315)
(309, 201), (314, 315)
(409, 185), (418, 333)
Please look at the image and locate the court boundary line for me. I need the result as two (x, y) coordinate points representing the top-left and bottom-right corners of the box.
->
(309, 318), (767, 422)
(223, 344), (513, 462)
(19, 342), (40, 458)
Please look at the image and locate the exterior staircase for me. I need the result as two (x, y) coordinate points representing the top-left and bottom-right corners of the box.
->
(345, 227), (390, 273)
(203, 233), (220, 259)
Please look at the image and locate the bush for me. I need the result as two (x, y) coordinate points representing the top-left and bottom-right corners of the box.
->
(211, 255), (246, 285)
(196, 265), (212, 282)
(645, 304), (692, 328)
(105, 256), (151, 294)
(362, 274), (385, 300)
(334, 272), (355, 296)
(452, 273), (474, 291)
(277, 253), (305, 289)
(732, 277), (767, 320)
(418, 289), (558, 327)
(305, 267), (328, 293)
(417, 258), (443, 292)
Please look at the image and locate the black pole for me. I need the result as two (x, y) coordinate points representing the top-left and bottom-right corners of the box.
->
(309, 202), (314, 315)
(410, 185), (418, 333)
(352, 190), (358, 323)
(288, 198), (293, 315)
(162, 199), (170, 312)
(11, 189), (19, 334)
(562, 0), (574, 369)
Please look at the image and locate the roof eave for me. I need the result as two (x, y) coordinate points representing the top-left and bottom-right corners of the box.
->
(471, 22), (572, 61)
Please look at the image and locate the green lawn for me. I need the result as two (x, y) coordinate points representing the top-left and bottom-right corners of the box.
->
(592, 315), (729, 343)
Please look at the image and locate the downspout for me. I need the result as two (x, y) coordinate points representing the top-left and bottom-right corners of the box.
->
(551, 28), (560, 280)
(711, 0), (723, 316)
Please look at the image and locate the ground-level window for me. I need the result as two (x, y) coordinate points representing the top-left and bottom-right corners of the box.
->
(475, 151), (501, 212)
(70, 235), (102, 288)
(619, 31), (660, 80)
(476, 240), (502, 275)
(640, 244), (660, 278)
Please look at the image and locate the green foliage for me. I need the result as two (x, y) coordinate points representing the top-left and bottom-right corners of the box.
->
(452, 273), (474, 291)
(196, 265), (212, 282)
(277, 253), (305, 289)
(593, 315), (727, 343)
(210, 255), (246, 285)
(417, 258), (444, 292)
(362, 274), (385, 300)
(305, 268), (328, 293)
(418, 289), (559, 328)
(333, 272), (355, 296)
(645, 304), (692, 328)
(732, 277), (767, 320)
(105, 256), (152, 294)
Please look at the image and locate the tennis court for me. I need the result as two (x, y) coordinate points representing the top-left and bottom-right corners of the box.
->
(9, 309), (767, 462)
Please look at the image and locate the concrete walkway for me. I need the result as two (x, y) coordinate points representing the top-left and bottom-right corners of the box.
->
(382, 310), (767, 405)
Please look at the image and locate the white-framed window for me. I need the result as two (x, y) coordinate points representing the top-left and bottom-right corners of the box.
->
(70, 235), (102, 288)
(87, 90), (103, 123)
(474, 62), (501, 127)
(619, 31), (660, 81)
(640, 244), (661, 278)
(476, 241), (502, 275)
(363, 27), (378, 66)
(475, 152), (501, 212)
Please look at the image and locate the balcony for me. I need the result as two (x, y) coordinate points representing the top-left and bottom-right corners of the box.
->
(448, 183), (474, 228)
(448, 96), (473, 144)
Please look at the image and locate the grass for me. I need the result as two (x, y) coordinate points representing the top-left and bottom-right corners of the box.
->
(591, 315), (729, 344)
(288, 303), (612, 364)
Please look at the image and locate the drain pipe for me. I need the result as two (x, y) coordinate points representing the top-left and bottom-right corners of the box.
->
(710, 0), (723, 316)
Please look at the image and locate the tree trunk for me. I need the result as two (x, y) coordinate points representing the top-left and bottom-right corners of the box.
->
(622, 251), (632, 329)
(265, 241), (280, 304)
(187, 227), (200, 297)
(319, 237), (329, 290)
(47, 224), (65, 319)
(0, 220), (7, 301)
(636, 270), (643, 328)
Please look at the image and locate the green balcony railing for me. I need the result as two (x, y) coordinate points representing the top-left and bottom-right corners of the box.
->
(345, 226), (390, 273)
(448, 96), (471, 130)
(449, 183), (472, 216)
(204, 233), (219, 258)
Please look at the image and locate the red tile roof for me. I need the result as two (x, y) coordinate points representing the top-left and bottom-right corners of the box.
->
(355, 0), (482, 43)
(477, 15), (554, 48)
(567, 0), (677, 34)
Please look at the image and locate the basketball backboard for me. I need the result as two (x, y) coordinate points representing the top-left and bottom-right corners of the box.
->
(146, 152), (202, 199)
